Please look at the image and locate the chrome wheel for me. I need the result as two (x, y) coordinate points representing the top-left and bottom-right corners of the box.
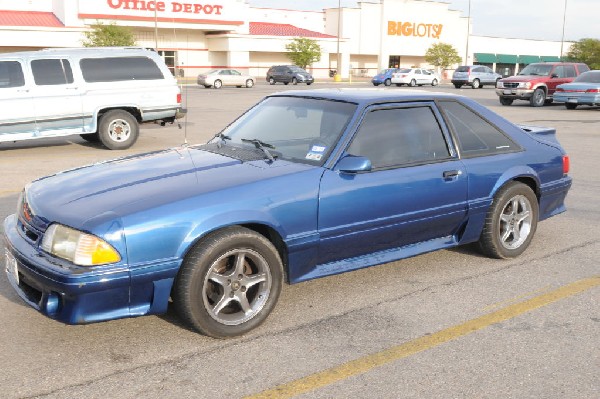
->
(498, 195), (533, 250)
(107, 118), (131, 142)
(203, 248), (272, 326)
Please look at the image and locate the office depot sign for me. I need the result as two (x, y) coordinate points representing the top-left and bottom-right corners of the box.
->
(79, 0), (243, 24)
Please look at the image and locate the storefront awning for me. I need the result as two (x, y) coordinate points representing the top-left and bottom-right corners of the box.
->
(474, 53), (496, 63)
(496, 54), (518, 64)
(541, 55), (561, 62)
(518, 55), (541, 64)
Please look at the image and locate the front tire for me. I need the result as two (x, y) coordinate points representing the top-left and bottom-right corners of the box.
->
(245, 79), (254, 88)
(478, 182), (538, 259)
(499, 97), (514, 106)
(173, 227), (283, 338)
(213, 79), (222, 89)
(530, 87), (546, 107)
(97, 110), (139, 150)
(384, 78), (391, 86)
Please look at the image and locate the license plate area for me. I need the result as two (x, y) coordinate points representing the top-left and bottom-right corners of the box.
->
(5, 250), (19, 285)
(567, 98), (578, 103)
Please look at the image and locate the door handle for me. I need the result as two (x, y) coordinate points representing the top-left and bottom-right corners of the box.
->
(443, 170), (462, 179)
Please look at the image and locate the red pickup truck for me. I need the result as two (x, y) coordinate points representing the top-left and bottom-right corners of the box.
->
(496, 62), (590, 107)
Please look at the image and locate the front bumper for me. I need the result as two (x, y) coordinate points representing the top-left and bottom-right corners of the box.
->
(496, 88), (534, 99)
(3, 215), (133, 324)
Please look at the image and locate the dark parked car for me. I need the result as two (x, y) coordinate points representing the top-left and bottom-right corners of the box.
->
(4, 90), (572, 338)
(266, 65), (314, 85)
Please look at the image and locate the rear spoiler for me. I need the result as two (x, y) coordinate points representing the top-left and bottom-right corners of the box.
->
(518, 124), (560, 146)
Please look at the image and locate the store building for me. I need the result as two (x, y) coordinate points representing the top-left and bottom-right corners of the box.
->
(0, 0), (572, 79)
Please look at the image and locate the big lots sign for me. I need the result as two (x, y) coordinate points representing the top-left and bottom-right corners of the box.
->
(78, 0), (244, 24)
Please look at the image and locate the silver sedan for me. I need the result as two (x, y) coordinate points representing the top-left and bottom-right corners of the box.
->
(197, 69), (255, 89)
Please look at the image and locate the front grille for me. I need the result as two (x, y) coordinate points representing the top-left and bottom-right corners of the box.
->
(18, 219), (40, 243)
(503, 82), (520, 89)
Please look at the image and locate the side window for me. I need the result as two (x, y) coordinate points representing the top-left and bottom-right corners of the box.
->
(347, 106), (451, 169)
(0, 61), (25, 88)
(577, 64), (590, 73)
(438, 101), (518, 157)
(31, 59), (73, 85)
(415, 69), (422, 74)
(80, 57), (163, 82)
(564, 65), (576, 78)
(553, 66), (565, 78)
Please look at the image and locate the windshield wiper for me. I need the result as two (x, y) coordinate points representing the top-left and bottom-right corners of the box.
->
(241, 138), (276, 162)
(213, 132), (231, 148)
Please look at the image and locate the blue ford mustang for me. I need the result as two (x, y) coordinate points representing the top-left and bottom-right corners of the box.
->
(3, 89), (571, 338)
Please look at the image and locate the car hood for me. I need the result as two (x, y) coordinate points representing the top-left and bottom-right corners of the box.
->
(25, 146), (315, 230)
(500, 75), (545, 83)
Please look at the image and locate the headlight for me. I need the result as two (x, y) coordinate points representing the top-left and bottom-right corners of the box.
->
(41, 224), (121, 266)
(519, 82), (531, 89)
(497, 81), (504, 88)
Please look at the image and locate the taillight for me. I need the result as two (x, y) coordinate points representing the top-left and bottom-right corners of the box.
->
(585, 88), (600, 93)
(177, 93), (182, 104)
(563, 155), (570, 175)
(556, 87), (564, 92)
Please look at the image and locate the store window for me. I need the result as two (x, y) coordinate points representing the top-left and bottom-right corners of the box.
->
(388, 55), (401, 68)
(158, 51), (176, 76)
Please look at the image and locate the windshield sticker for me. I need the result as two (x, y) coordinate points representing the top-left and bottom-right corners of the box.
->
(305, 152), (323, 161)
(311, 145), (326, 153)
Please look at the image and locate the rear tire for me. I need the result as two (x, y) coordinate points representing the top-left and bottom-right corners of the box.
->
(292, 77), (298, 85)
(472, 79), (480, 89)
(97, 110), (139, 150)
(565, 103), (578, 110)
(173, 227), (283, 338)
(384, 78), (391, 86)
(431, 78), (438, 86)
(478, 182), (538, 259)
(409, 79), (416, 87)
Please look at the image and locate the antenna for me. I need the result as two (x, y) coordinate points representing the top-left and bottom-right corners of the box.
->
(172, 15), (188, 146)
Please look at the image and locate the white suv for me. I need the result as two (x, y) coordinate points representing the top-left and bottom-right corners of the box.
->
(0, 47), (185, 150)
(451, 65), (502, 89)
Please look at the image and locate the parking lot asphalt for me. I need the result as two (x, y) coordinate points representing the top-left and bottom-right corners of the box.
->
(0, 82), (598, 399)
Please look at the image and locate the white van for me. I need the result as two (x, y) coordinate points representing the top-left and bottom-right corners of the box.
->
(0, 47), (185, 150)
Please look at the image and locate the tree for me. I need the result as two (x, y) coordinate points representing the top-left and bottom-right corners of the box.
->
(565, 38), (600, 69)
(285, 37), (321, 69)
(82, 22), (136, 47)
(424, 42), (462, 70)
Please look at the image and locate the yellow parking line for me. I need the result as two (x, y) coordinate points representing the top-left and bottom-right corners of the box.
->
(246, 276), (600, 399)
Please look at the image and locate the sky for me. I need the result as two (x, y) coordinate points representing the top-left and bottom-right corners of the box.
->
(247, 0), (599, 42)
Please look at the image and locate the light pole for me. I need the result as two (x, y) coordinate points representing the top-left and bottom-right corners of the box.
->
(336, 0), (341, 79)
(464, 0), (471, 65)
(154, 7), (158, 50)
(560, 0), (568, 60)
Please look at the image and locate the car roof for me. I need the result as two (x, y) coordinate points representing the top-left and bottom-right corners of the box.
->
(0, 47), (156, 58)
(269, 88), (468, 106)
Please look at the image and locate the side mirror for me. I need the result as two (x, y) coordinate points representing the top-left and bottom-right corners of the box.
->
(336, 155), (372, 173)
(551, 73), (559, 78)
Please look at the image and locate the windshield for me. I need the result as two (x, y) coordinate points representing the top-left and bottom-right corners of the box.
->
(379, 69), (393, 74)
(398, 68), (412, 73)
(210, 96), (357, 165)
(518, 64), (553, 76)
(288, 66), (305, 73)
(574, 71), (600, 83)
